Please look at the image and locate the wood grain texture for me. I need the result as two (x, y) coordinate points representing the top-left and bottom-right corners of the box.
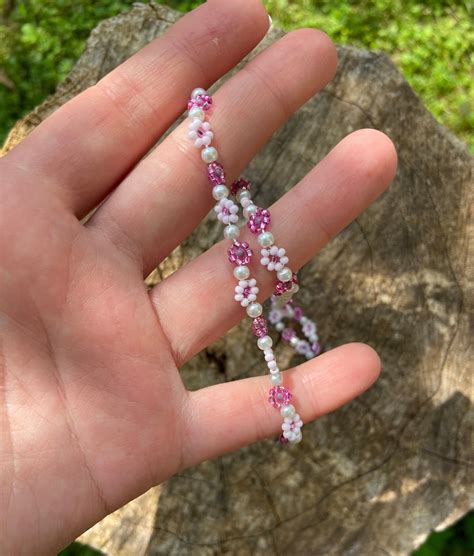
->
(3, 4), (473, 555)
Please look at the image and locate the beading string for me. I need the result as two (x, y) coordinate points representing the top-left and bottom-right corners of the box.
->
(186, 87), (323, 444)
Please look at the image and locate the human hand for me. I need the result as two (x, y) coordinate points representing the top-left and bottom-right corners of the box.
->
(0, 1), (397, 553)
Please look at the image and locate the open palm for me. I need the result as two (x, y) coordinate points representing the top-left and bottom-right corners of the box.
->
(0, 1), (397, 553)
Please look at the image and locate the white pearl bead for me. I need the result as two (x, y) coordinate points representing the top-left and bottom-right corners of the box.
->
(191, 87), (207, 99)
(257, 335), (273, 350)
(237, 189), (251, 203)
(293, 431), (303, 443)
(267, 360), (277, 370)
(247, 302), (263, 318)
(276, 322), (284, 331)
(257, 232), (274, 248)
(292, 284), (300, 293)
(233, 265), (250, 280)
(280, 404), (295, 418)
(290, 337), (298, 347)
(264, 352), (274, 362)
(188, 106), (205, 120)
(270, 373), (282, 386)
(201, 147), (218, 163)
(277, 267), (293, 282)
(241, 197), (251, 209)
(243, 204), (257, 219)
(269, 367), (280, 375)
(212, 185), (229, 200)
(224, 224), (240, 240)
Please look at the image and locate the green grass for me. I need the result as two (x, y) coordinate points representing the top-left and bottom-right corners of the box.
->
(0, 0), (472, 149)
(267, 0), (474, 150)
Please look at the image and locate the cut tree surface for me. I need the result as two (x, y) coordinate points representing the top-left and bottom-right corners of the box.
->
(3, 4), (473, 555)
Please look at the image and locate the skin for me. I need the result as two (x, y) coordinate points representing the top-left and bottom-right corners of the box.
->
(0, 0), (397, 553)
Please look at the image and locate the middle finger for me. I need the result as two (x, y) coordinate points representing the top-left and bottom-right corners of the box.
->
(87, 29), (337, 272)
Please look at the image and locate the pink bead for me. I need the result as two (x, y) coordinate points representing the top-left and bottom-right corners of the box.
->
(228, 240), (253, 266)
(252, 316), (268, 338)
(293, 306), (304, 321)
(274, 281), (287, 296)
(247, 208), (271, 234)
(187, 93), (213, 111)
(274, 272), (298, 296)
(268, 386), (292, 409)
(231, 177), (252, 196)
(207, 162), (226, 186)
(279, 433), (289, 444)
(282, 328), (296, 342)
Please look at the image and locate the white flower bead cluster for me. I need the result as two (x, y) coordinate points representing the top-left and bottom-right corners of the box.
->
(260, 245), (289, 272)
(214, 198), (239, 225)
(280, 404), (303, 443)
(188, 119), (214, 148)
(301, 316), (318, 344)
(234, 278), (259, 308)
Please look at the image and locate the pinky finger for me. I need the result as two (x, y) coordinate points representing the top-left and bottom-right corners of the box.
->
(179, 342), (381, 468)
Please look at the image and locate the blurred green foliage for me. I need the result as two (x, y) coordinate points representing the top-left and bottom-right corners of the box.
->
(413, 510), (474, 556)
(267, 0), (473, 150)
(0, 0), (472, 149)
(58, 541), (103, 556)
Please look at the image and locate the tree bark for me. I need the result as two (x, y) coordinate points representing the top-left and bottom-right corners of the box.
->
(2, 4), (473, 555)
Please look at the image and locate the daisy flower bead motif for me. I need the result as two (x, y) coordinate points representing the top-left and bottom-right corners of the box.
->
(268, 308), (283, 325)
(268, 385), (292, 409)
(227, 240), (253, 266)
(248, 207), (271, 234)
(187, 87), (213, 112)
(281, 412), (303, 443)
(302, 320), (317, 337)
(188, 119), (213, 148)
(260, 245), (289, 272)
(215, 198), (239, 225)
(234, 278), (259, 307)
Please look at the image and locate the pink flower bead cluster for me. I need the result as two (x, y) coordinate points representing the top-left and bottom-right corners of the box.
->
(186, 88), (303, 445)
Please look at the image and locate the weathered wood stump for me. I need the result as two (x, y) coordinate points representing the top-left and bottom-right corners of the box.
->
(3, 4), (473, 555)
